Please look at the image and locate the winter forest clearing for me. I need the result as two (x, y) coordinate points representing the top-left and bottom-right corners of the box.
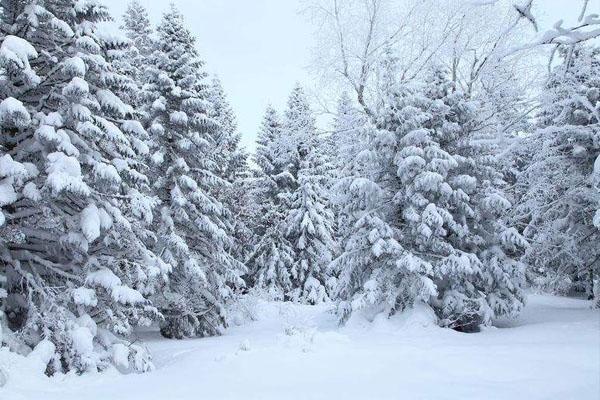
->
(0, 0), (599, 398)
(4, 294), (599, 400)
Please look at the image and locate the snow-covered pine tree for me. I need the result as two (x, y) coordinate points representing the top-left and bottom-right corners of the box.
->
(246, 106), (295, 300)
(207, 76), (251, 263)
(329, 117), (418, 322)
(144, 5), (244, 339)
(329, 52), (428, 320)
(334, 68), (526, 330)
(253, 106), (282, 181)
(391, 69), (526, 330)
(285, 150), (337, 304)
(117, 0), (154, 111)
(0, 0), (167, 373)
(332, 82), (438, 323)
(281, 85), (337, 304)
(208, 76), (247, 182)
(515, 45), (600, 301)
(327, 92), (369, 239)
(121, 0), (154, 59)
(330, 47), (434, 319)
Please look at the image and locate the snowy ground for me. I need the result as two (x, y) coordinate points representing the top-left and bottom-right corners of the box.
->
(4, 294), (599, 400)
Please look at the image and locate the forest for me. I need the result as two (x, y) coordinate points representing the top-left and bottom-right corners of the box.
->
(0, 0), (598, 398)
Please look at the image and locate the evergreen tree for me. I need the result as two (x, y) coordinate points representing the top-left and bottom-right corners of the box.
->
(144, 5), (244, 339)
(208, 76), (247, 183)
(246, 106), (295, 299)
(328, 92), (368, 239)
(121, 1), (154, 57)
(253, 106), (282, 180)
(396, 69), (526, 330)
(0, 0), (167, 372)
(332, 89), (436, 322)
(281, 86), (337, 303)
(117, 1), (154, 110)
(515, 46), (600, 302)
(335, 69), (527, 330)
(207, 76), (251, 263)
(285, 147), (337, 304)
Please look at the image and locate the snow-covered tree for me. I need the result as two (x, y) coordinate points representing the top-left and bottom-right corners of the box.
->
(331, 88), (437, 323)
(0, 0), (168, 373)
(253, 106), (282, 180)
(399, 69), (526, 330)
(144, 5), (244, 339)
(208, 76), (247, 183)
(285, 152), (337, 304)
(248, 88), (338, 304)
(327, 92), (369, 238)
(121, 1), (154, 57)
(281, 86), (337, 303)
(207, 76), (251, 263)
(116, 1), (154, 110)
(515, 45), (600, 300)
(334, 68), (527, 330)
(246, 106), (295, 299)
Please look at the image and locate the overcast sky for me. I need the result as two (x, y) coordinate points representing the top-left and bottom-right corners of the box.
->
(100, 0), (582, 152)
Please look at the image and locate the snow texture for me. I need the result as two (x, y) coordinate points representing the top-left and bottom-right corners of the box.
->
(0, 35), (37, 68)
(0, 97), (30, 128)
(2, 294), (598, 400)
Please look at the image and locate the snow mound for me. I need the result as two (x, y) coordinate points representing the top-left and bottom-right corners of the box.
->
(71, 327), (94, 357)
(385, 302), (438, 331)
(80, 204), (101, 242)
(0, 35), (37, 68)
(112, 343), (130, 369)
(45, 152), (90, 195)
(0, 339), (55, 388)
(345, 302), (438, 333)
(62, 56), (86, 77)
(0, 97), (30, 128)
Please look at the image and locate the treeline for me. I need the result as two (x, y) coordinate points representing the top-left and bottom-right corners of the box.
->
(0, 0), (598, 376)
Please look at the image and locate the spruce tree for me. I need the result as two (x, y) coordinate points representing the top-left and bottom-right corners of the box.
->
(207, 76), (251, 263)
(516, 45), (600, 302)
(332, 87), (436, 322)
(328, 92), (369, 239)
(281, 86), (337, 303)
(0, 0), (166, 372)
(391, 69), (526, 330)
(208, 77), (247, 181)
(121, 1), (154, 57)
(144, 5), (244, 339)
(246, 106), (295, 299)
(335, 69), (527, 330)
(117, 1), (154, 110)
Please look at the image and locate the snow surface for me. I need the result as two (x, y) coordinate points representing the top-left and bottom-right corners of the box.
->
(3, 294), (598, 400)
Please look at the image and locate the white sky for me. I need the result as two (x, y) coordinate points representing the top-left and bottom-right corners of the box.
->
(100, 0), (584, 152)
(101, 0), (311, 152)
